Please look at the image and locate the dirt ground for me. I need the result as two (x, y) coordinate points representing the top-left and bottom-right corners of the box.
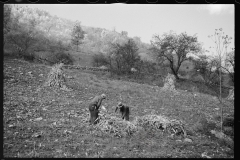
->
(3, 58), (234, 158)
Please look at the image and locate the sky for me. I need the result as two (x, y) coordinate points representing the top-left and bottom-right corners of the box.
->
(20, 4), (234, 55)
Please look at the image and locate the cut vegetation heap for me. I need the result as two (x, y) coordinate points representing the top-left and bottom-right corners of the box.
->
(95, 113), (141, 138)
(45, 63), (67, 89)
(162, 73), (176, 91)
(93, 110), (186, 138)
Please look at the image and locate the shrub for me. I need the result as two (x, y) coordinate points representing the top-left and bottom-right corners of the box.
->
(192, 117), (217, 136)
(43, 51), (74, 65)
(55, 52), (74, 65)
(22, 52), (35, 62)
(92, 53), (109, 67)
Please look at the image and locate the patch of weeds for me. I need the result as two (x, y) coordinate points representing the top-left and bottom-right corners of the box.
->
(105, 80), (110, 84)
(185, 128), (195, 136)
(223, 127), (234, 139)
(107, 85), (113, 90)
(216, 137), (234, 150)
(93, 83), (102, 88)
(214, 115), (221, 121)
(192, 117), (217, 136)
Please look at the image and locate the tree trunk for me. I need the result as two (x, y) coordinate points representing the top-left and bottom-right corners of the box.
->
(173, 72), (180, 80)
(170, 64), (180, 80)
(219, 63), (223, 132)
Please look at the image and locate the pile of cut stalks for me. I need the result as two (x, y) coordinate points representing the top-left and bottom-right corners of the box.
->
(93, 112), (186, 138)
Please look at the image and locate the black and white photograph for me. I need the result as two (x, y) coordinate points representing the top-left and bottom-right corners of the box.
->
(3, 3), (234, 158)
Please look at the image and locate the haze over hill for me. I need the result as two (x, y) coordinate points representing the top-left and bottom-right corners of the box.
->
(20, 4), (234, 56)
(4, 4), (234, 87)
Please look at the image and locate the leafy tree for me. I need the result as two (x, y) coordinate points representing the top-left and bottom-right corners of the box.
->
(193, 55), (219, 85)
(5, 5), (42, 60)
(55, 52), (74, 65)
(121, 31), (128, 37)
(132, 36), (142, 48)
(109, 39), (140, 74)
(71, 21), (84, 52)
(150, 31), (201, 79)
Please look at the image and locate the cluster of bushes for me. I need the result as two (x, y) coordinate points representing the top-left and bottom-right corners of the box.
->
(3, 4), (74, 66)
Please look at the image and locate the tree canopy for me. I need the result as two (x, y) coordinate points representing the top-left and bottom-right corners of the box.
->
(150, 31), (202, 79)
(71, 21), (85, 52)
(108, 39), (141, 74)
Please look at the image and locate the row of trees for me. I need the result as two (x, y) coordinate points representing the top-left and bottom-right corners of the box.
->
(4, 4), (147, 64)
(93, 29), (234, 85)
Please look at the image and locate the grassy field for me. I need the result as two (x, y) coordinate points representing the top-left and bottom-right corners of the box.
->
(3, 57), (234, 158)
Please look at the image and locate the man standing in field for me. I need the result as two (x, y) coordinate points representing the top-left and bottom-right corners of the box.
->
(88, 94), (106, 124)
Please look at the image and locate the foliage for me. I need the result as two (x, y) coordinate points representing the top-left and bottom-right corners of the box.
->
(71, 21), (85, 52)
(150, 31), (201, 79)
(192, 118), (217, 136)
(108, 39), (141, 75)
(226, 88), (234, 100)
(4, 5), (47, 61)
(193, 55), (221, 85)
(3, 4), (12, 38)
(101, 30), (129, 53)
(4, 5), (74, 64)
(135, 60), (157, 74)
(223, 50), (234, 84)
(92, 53), (109, 67)
(55, 52), (74, 65)
(121, 31), (128, 37)
(4, 4), (151, 67)
(48, 52), (74, 65)
(5, 5), (39, 57)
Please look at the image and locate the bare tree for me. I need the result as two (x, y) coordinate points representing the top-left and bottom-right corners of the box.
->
(208, 28), (233, 132)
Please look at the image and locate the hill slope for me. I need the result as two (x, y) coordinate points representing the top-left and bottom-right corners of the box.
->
(3, 58), (234, 158)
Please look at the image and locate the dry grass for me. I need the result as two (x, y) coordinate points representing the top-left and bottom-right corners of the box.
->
(44, 63), (66, 88)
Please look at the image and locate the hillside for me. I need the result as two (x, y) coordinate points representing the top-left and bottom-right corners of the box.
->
(5, 4), (233, 88)
(5, 4), (150, 56)
(3, 57), (234, 158)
